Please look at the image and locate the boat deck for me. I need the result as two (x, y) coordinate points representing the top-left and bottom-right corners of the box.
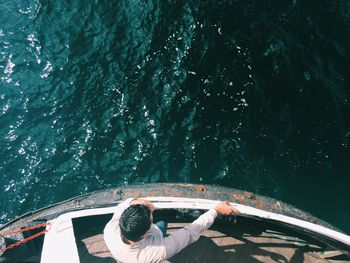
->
(75, 221), (343, 263)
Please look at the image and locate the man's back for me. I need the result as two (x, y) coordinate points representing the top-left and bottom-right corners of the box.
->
(104, 221), (165, 263)
(103, 198), (238, 263)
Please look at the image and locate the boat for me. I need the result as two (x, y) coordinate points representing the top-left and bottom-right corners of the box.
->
(0, 183), (349, 262)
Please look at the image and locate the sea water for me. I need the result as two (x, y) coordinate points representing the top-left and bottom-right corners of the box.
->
(0, 0), (349, 233)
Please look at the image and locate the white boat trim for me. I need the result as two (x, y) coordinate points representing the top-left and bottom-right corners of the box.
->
(149, 197), (350, 246)
(41, 206), (116, 263)
(41, 197), (350, 263)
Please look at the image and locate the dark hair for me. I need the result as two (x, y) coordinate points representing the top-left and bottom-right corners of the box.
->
(119, 205), (151, 241)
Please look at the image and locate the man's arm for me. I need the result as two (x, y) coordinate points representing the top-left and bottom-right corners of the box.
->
(111, 198), (135, 221)
(163, 208), (217, 259)
(163, 201), (239, 259)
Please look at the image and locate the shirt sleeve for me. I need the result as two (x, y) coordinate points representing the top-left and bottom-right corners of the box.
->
(163, 208), (218, 259)
(104, 198), (134, 234)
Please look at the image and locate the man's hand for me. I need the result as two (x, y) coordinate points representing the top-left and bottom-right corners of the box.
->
(130, 199), (155, 213)
(215, 201), (239, 216)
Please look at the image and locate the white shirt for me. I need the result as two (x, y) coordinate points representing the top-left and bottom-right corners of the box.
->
(103, 198), (218, 263)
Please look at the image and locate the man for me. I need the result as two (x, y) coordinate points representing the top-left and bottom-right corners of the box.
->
(104, 198), (239, 263)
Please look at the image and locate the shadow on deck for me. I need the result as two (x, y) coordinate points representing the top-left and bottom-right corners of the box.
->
(76, 222), (333, 263)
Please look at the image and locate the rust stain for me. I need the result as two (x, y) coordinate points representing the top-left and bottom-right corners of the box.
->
(230, 192), (266, 209)
(251, 199), (265, 210)
(245, 192), (256, 200)
(195, 185), (206, 193)
(232, 193), (246, 202)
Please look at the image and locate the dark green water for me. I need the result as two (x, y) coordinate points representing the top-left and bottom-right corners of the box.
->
(1, 0), (350, 233)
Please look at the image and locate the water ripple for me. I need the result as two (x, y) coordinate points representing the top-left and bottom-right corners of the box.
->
(0, 0), (349, 234)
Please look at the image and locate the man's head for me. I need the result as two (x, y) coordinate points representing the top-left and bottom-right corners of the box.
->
(119, 204), (152, 242)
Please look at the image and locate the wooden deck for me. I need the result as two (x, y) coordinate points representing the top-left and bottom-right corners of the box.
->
(166, 223), (331, 263)
(75, 222), (344, 263)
